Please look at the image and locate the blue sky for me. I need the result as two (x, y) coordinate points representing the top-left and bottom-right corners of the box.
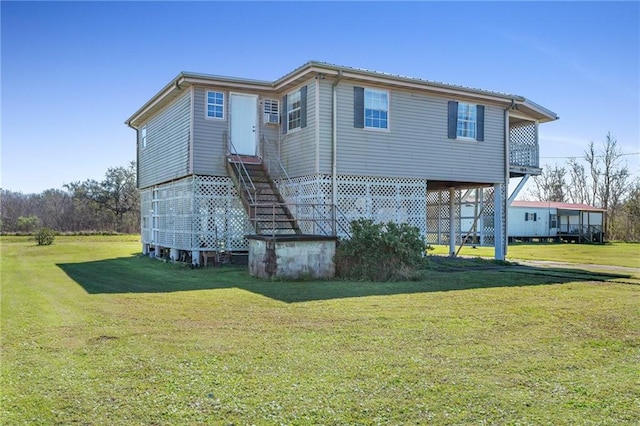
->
(2, 1), (638, 194)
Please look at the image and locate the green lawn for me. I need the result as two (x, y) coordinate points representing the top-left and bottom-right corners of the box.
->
(2, 236), (639, 424)
(429, 241), (640, 268)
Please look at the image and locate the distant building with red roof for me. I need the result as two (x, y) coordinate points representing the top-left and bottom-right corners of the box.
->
(508, 201), (605, 242)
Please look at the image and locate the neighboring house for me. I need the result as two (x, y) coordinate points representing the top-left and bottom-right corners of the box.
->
(508, 201), (605, 243)
(125, 61), (558, 263)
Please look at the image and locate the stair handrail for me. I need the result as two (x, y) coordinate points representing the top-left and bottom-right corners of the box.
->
(261, 134), (298, 205)
(248, 202), (352, 239)
(226, 134), (256, 205)
(332, 203), (352, 239)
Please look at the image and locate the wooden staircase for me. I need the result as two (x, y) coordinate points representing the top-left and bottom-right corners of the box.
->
(226, 157), (301, 235)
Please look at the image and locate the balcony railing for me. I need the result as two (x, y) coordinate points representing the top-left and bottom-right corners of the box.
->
(509, 121), (539, 168)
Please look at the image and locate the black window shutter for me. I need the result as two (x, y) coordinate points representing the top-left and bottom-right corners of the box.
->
(533, 213), (537, 221)
(447, 101), (458, 139)
(354, 86), (364, 128)
(300, 86), (307, 129)
(525, 212), (529, 221)
(281, 95), (288, 134)
(476, 105), (485, 141)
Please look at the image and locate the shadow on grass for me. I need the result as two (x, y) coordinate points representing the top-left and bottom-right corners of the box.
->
(57, 255), (633, 303)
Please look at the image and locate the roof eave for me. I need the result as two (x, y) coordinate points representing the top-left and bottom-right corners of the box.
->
(275, 61), (525, 105)
(518, 99), (559, 123)
(125, 73), (187, 128)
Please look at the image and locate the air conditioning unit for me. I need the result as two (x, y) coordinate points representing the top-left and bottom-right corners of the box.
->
(264, 113), (279, 125)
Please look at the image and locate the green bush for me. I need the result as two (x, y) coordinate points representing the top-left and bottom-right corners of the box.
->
(334, 219), (428, 281)
(34, 228), (56, 246)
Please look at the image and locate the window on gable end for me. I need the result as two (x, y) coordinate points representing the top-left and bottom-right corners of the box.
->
(141, 127), (147, 148)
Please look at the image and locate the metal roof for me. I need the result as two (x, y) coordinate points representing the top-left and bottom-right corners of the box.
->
(511, 201), (605, 212)
(126, 60), (559, 127)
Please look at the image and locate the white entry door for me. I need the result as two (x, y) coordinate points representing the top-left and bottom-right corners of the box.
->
(230, 93), (258, 155)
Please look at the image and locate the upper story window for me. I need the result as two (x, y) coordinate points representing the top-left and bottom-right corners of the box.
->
(282, 86), (307, 134)
(364, 88), (389, 129)
(456, 102), (477, 139)
(141, 127), (147, 148)
(263, 99), (279, 125)
(287, 89), (302, 130)
(206, 91), (224, 119)
(447, 101), (485, 141)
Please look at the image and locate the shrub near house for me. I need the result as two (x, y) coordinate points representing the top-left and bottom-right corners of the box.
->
(334, 219), (427, 281)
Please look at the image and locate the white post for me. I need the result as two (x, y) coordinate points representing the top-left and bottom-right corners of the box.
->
(192, 250), (201, 267)
(494, 183), (504, 260)
(437, 190), (442, 244)
(142, 244), (149, 255)
(449, 188), (456, 257)
(479, 189), (485, 245)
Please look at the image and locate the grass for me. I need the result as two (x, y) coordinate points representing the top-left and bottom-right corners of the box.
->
(429, 241), (640, 268)
(2, 236), (639, 424)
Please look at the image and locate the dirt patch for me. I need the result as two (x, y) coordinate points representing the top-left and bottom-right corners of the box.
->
(88, 335), (119, 343)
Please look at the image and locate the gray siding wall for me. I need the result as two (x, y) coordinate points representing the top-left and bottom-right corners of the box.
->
(138, 91), (191, 189)
(329, 82), (505, 184)
(192, 86), (281, 176)
(280, 79), (317, 178)
(318, 79), (334, 175)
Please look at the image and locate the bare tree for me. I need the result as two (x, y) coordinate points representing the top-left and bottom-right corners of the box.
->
(585, 141), (599, 208)
(566, 158), (591, 205)
(528, 164), (566, 202)
(592, 134), (630, 237)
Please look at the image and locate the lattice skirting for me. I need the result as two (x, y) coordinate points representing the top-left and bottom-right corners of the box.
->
(141, 174), (503, 251)
(140, 175), (253, 252)
(277, 174), (427, 238)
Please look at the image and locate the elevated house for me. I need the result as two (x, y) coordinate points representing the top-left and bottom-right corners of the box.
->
(125, 62), (558, 264)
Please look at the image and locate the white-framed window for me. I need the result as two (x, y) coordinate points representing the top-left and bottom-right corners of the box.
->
(141, 127), (147, 148)
(287, 89), (302, 131)
(457, 102), (477, 139)
(264, 99), (279, 125)
(364, 88), (389, 129)
(206, 91), (224, 119)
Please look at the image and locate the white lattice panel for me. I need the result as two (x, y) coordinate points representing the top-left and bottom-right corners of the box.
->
(278, 174), (426, 238)
(510, 121), (538, 167)
(193, 175), (254, 251)
(142, 176), (253, 252)
(140, 189), (152, 243)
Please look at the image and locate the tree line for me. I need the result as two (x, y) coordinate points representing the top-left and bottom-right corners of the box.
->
(1, 162), (140, 234)
(527, 133), (640, 241)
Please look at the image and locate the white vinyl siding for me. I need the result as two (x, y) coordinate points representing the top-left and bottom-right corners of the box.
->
(280, 80), (316, 177)
(331, 83), (504, 183)
(137, 91), (191, 189)
(192, 87), (280, 177)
